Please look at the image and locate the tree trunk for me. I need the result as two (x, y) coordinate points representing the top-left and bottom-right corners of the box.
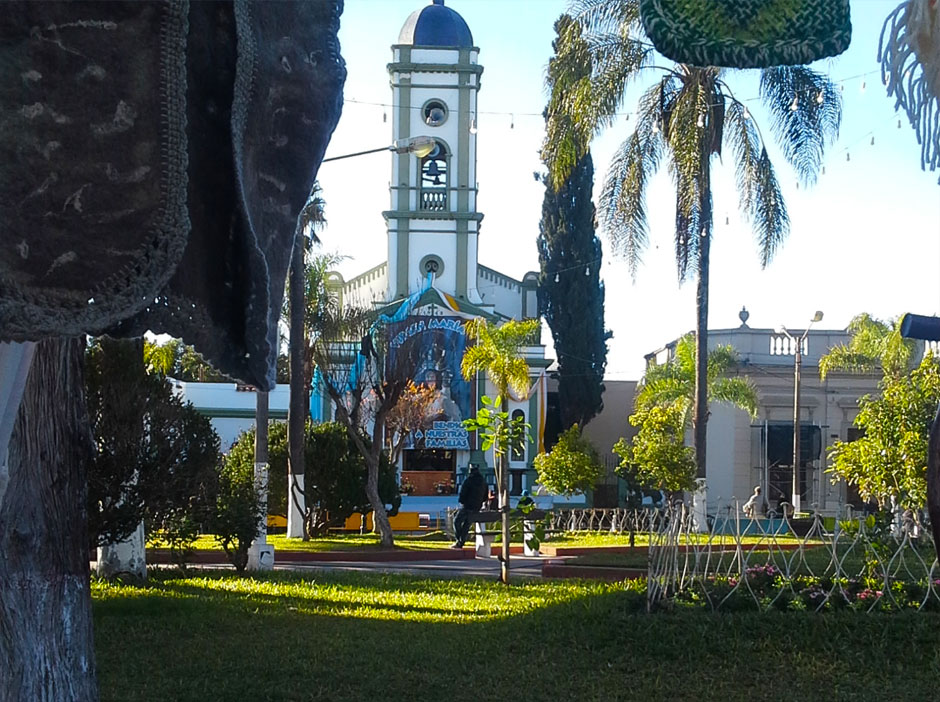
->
(499, 397), (511, 585)
(693, 164), (712, 481)
(247, 391), (273, 570)
(498, 452), (511, 585)
(0, 338), (98, 701)
(288, 233), (307, 539)
(365, 454), (393, 547)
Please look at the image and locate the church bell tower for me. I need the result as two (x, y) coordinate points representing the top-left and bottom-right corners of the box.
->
(385, 0), (483, 304)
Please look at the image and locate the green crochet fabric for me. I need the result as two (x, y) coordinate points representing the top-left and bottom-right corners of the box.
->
(640, 0), (851, 68)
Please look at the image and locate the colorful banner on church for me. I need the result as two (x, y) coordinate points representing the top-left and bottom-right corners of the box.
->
(386, 315), (473, 450)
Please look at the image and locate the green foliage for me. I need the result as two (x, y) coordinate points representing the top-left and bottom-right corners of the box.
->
(819, 313), (920, 381)
(461, 318), (540, 401)
(213, 434), (264, 571)
(615, 404), (697, 493)
(85, 338), (221, 548)
(255, 422), (402, 538)
(828, 354), (940, 510)
(533, 425), (603, 497)
(634, 333), (758, 424)
(462, 395), (530, 457)
(537, 19), (609, 430)
(145, 337), (289, 385)
(614, 334), (756, 493)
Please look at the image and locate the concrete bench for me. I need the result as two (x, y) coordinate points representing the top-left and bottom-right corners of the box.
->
(467, 509), (552, 557)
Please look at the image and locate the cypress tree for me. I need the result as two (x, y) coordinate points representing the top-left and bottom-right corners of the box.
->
(536, 149), (610, 429)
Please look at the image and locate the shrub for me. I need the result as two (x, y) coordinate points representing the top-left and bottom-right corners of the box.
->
(213, 435), (264, 571)
(534, 424), (603, 497)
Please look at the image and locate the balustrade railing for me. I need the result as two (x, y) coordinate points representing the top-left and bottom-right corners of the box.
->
(420, 190), (447, 211)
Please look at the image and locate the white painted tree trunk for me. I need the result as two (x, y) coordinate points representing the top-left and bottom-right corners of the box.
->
(96, 521), (146, 579)
(247, 392), (273, 570)
(287, 473), (305, 538)
(692, 479), (709, 533)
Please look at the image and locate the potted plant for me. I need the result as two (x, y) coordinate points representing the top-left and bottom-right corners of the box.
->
(433, 478), (454, 495)
(400, 478), (416, 495)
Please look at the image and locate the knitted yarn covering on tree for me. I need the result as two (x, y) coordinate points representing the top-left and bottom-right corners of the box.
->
(639, 0), (851, 68)
(0, 1), (346, 390)
(880, 0), (940, 181)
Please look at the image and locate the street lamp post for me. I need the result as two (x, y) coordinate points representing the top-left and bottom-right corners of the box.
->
(778, 311), (823, 516)
(321, 135), (437, 162)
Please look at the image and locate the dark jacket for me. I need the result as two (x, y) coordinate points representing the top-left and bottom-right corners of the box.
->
(458, 471), (488, 511)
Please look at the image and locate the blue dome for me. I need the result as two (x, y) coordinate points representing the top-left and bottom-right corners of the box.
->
(398, 0), (473, 48)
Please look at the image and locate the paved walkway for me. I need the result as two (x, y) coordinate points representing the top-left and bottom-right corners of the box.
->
(273, 553), (547, 580)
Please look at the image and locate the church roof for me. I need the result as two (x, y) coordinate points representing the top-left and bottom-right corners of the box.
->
(398, 0), (473, 48)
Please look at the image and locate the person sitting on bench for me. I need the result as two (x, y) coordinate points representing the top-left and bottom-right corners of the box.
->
(453, 466), (488, 548)
(742, 486), (763, 518)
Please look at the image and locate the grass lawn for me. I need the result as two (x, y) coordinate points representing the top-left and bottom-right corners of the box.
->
(93, 570), (940, 702)
(150, 531), (457, 553)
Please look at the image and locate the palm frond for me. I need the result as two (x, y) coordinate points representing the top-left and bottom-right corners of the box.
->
(818, 347), (880, 380)
(297, 182), (327, 246)
(723, 99), (789, 267)
(598, 81), (665, 277)
(568, 0), (641, 38)
(706, 344), (740, 381)
(759, 66), (842, 185)
(751, 147), (789, 267)
(709, 377), (759, 418)
(543, 7), (651, 187)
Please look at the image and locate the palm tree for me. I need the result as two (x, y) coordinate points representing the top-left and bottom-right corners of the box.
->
(819, 313), (921, 382)
(635, 333), (759, 423)
(543, 3), (842, 482)
(461, 317), (539, 585)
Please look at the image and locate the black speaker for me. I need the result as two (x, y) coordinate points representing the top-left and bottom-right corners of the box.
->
(900, 313), (940, 341)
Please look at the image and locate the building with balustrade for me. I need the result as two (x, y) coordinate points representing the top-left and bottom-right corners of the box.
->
(321, 0), (551, 516)
(643, 309), (883, 518)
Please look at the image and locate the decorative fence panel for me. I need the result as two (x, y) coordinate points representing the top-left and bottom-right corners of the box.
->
(644, 503), (940, 613)
(538, 506), (939, 613)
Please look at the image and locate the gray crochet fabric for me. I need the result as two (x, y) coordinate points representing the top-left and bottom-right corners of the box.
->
(0, 1), (346, 390)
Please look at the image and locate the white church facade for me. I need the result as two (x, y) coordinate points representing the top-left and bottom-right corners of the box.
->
(322, 0), (551, 512)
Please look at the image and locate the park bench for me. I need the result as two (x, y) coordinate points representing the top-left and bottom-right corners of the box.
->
(467, 509), (554, 557)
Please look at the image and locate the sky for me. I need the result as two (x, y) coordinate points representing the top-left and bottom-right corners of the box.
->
(316, 0), (940, 381)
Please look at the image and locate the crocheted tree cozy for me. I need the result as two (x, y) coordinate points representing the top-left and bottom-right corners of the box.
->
(639, 0), (852, 68)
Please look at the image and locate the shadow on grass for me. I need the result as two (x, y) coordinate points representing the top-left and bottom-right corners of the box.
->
(94, 570), (940, 702)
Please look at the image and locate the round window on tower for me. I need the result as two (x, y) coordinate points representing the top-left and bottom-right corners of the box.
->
(419, 254), (444, 279)
(423, 99), (448, 127)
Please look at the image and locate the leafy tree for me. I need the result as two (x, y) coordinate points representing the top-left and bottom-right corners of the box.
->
(262, 421), (401, 537)
(537, 149), (609, 430)
(533, 424), (603, 496)
(213, 433), (265, 571)
(537, 19), (609, 429)
(615, 404), (696, 493)
(311, 305), (419, 547)
(819, 313), (921, 381)
(543, 5), (841, 479)
(386, 380), (439, 466)
(85, 338), (221, 549)
(615, 334), (757, 493)
(461, 318), (539, 585)
(144, 338), (274, 383)
(828, 354), (940, 510)
(634, 333), (758, 424)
